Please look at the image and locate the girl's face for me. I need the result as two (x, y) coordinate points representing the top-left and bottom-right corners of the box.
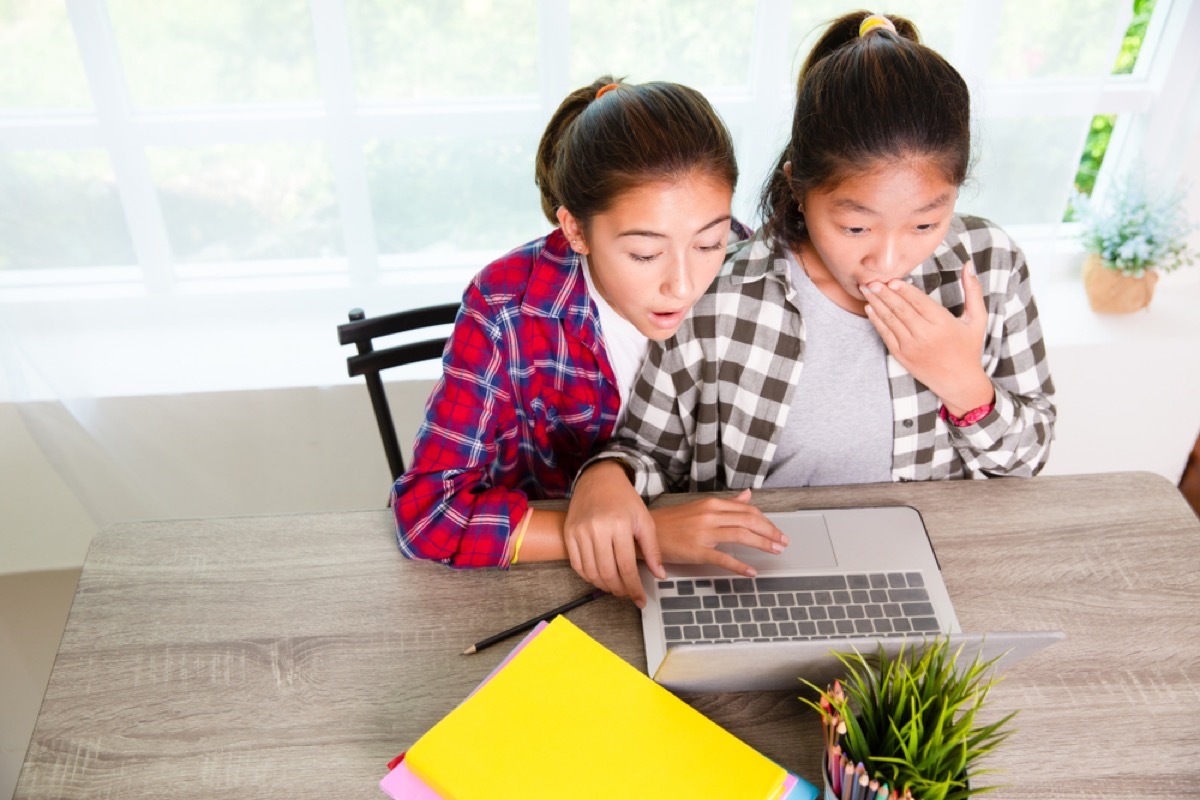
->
(799, 158), (958, 315)
(559, 171), (733, 340)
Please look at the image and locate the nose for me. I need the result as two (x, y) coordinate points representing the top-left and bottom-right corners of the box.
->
(867, 234), (904, 278)
(661, 251), (693, 300)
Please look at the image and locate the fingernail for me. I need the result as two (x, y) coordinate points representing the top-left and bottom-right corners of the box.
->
(745, 567), (758, 578)
(772, 543), (784, 553)
(888, 280), (903, 290)
(859, 283), (873, 295)
(780, 534), (791, 545)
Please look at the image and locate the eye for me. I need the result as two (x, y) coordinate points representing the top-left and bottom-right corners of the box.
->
(843, 227), (868, 236)
(915, 223), (939, 233)
(697, 240), (726, 253)
(629, 252), (660, 263)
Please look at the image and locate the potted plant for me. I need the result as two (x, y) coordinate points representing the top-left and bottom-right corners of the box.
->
(800, 638), (1014, 800)
(1072, 175), (1197, 313)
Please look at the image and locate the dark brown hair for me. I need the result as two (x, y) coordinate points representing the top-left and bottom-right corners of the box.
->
(536, 76), (738, 227)
(760, 11), (971, 251)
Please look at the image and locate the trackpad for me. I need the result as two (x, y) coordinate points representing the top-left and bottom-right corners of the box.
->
(720, 511), (838, 571)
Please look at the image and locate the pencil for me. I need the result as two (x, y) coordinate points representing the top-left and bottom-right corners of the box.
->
(462, 588), (607, 655)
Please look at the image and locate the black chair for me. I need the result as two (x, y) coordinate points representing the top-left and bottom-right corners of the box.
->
(337, 303), (460, 480)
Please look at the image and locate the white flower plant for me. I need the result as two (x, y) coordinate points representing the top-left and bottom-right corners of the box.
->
(1072, 176), (1197, 276)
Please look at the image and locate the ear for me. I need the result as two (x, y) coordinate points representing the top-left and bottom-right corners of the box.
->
(782, 161), (804, 211)
(556, 207), (589, 254)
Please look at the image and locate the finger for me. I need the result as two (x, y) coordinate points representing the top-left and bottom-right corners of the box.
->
(861, 281), (919, 336)
(635, 523), (667, 582)
(960, 260), (988, 331)
(731, 488), (752, 504)
(882, 278), (945, 324)
(701, 548), (758, 579)
(864, 302), (901, 354)
(594, 545), (627, 600)
(575, 536), (614, 595)
(611, 533), (646, 608)
(725, 525), (788, 554)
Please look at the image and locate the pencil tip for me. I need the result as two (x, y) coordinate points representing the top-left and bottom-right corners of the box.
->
(462, 645), (476, 655)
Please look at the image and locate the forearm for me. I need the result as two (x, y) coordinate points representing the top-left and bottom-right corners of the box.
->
(509, 508), (568, 562)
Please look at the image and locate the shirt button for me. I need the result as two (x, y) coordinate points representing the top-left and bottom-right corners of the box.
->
(903, 419), (914, 429)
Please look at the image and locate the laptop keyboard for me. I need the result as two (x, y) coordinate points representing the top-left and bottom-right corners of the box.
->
(657, 572), (939, 648)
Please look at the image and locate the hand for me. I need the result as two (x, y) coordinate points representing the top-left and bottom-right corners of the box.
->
(564, 461), (662, 607)
(862, 261), (994, 417)
(651, 490), (789, 577)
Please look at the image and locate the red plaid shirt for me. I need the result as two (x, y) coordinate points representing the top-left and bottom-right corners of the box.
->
(391, 229), (621, 567)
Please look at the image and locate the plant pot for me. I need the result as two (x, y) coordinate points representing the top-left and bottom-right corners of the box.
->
(821, 751), (970, 800)
(1081, 253), (1159, 313)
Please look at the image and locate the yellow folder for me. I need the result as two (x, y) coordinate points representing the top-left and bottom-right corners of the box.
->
(405, 616), (787, 799)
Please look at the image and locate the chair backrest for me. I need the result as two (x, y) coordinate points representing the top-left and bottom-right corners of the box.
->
(337, 304), (460, 481)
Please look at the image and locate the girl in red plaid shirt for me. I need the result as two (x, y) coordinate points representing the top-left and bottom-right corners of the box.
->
(391, 77), (787, 572)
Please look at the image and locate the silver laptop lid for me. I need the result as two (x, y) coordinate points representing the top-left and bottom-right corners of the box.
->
(638, 506), (961, 686)
(653, 630), (1067, 693)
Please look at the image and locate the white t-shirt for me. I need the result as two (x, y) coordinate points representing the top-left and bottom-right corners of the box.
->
(581, 255), (650, 428)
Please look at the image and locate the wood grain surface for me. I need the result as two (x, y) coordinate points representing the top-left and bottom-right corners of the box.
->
(15, 472), (1200, 799)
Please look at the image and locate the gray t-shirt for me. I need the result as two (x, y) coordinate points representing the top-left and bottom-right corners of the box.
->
(763, 251), (893, 488)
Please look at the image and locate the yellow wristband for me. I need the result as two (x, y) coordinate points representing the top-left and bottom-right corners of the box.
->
(509, 509), (534, 565)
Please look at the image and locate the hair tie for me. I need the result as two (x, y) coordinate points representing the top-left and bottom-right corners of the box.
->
(858, 14), (896, 37)
(595, 83), (620, 100)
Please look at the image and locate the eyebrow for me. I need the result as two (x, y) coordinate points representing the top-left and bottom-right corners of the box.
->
(616, 214), (733, 239)
(832, 193), (954, 216)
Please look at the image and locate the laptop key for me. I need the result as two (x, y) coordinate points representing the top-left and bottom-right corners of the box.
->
(662, 611), (694, 625)
(662, 596), (702, 610)
(714, 579), (733, 594)
(731, 578), (754, 593)
(888, 588), (930, 602)
(835, 620), (855, 634)
(869, 573), (889, 588)
(702, 595), (721, 609)
(901, 602), (936, 617)
(657, 581), (675, 590)
(912, 617), (940, 631)
(721, 623), (740, 638)
(714, 609), (733, 624)
(854, 619), (874, 634)
(847, 574), (870, 589)
(740, 623), (759, 637)
(770, 607), (789, 622)
(683, 625), (702, 639)
(695, 610), (714, 625)
(779, 622), (798, 637)
(702, 624), (721, 639)
(733, 608), (751, 623)
(756, 575), (847, 591)
(887, 573), (907, 588)
(789, 607), (809, 621)
(906, 571), (925, 587)
(752, 608), (770, 622)
(665, 626), (682, 640)
(816, 620), (835, 635)
(676, 581), (696, 595)
(798, 621), (817, 636)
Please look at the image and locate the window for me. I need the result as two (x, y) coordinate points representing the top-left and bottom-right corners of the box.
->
(1, 0), (1197, 398)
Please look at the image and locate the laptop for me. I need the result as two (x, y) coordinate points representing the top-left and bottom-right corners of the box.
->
(639, 505), (1064, 692)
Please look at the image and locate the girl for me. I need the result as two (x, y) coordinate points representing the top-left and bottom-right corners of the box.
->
(565, 13), (1057, 602)
(392, 77), (787, 573)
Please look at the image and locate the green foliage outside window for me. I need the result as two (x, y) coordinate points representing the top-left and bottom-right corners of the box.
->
(1071, 0), (1157, 203)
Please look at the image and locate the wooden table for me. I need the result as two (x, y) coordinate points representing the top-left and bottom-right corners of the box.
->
(15, 472), (1200, 799)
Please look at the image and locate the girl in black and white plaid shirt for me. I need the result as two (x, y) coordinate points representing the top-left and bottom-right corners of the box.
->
(561, 11), (1057, 605)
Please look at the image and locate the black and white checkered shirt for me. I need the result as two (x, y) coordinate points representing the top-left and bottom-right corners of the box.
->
(586, 215), (1056, 498)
